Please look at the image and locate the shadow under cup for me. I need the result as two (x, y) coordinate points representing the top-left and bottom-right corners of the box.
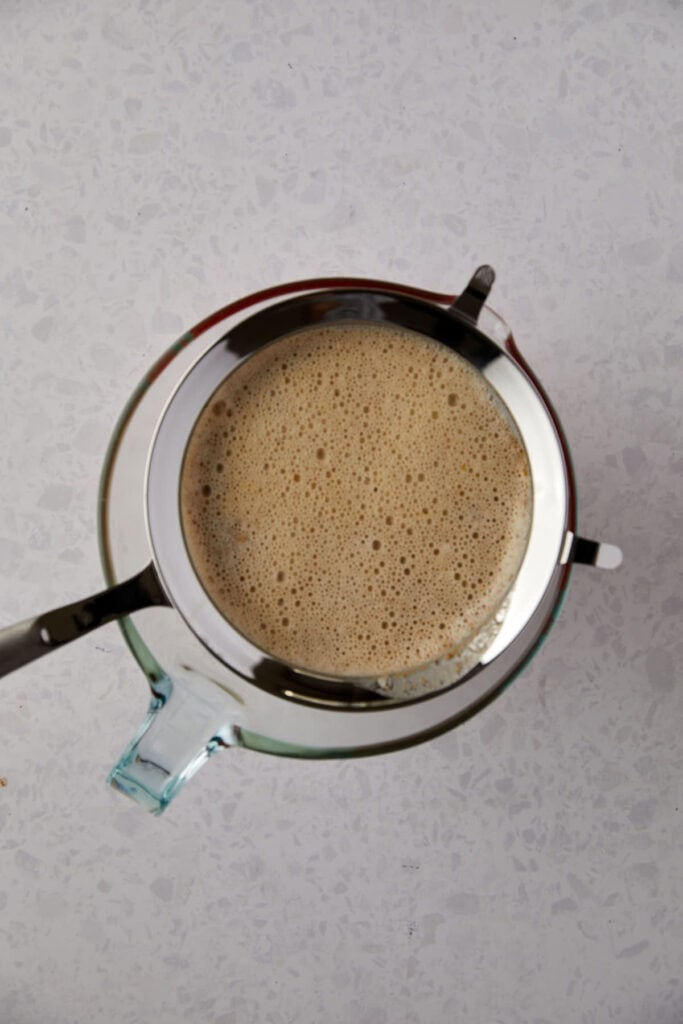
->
(101, 273), (579, 813)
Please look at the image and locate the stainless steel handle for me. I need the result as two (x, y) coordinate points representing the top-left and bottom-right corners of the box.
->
(0, 563), (168, 679)
(562, 533), (623, 570)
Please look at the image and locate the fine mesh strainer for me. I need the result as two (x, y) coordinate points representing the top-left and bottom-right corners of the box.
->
(0, 267), (622, 813)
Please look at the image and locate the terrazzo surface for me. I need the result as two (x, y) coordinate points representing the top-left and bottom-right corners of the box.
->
(1, 1), (682, 1021)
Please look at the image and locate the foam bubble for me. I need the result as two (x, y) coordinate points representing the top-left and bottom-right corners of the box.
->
(180, 321), (532, 677)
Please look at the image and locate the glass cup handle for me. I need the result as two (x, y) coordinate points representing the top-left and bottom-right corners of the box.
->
(108, 673), (240, 814)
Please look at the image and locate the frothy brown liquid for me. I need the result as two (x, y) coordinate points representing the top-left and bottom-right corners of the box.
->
(180, 323), (532, 677)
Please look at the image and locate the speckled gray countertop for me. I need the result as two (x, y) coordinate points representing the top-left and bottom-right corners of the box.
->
(1, 1), (682, 1021)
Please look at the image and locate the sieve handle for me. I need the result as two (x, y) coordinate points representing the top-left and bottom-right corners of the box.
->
(448, 264), (496, 324)
(566, 534), (623, 570)
(0, 563), (168, 679)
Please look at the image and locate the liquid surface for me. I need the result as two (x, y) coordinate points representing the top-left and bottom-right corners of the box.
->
(180, 322), (532, 677)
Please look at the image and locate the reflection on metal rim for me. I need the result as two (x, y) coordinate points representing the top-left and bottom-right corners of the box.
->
(146, 285), (570, 709)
